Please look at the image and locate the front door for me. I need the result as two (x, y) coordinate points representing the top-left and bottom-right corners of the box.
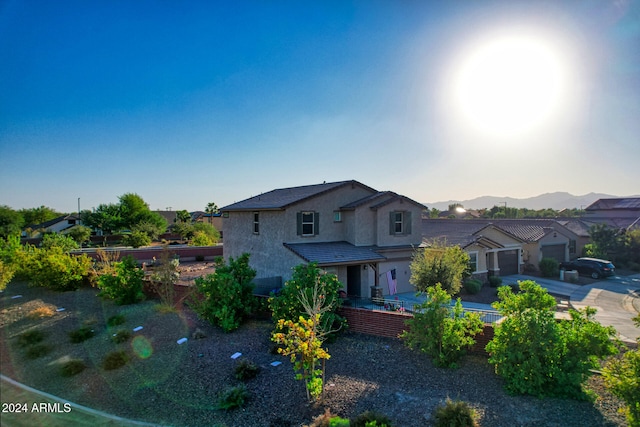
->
(347, 265), (361, 297)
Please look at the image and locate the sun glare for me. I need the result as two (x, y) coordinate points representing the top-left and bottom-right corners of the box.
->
(451, 31), (569, 138)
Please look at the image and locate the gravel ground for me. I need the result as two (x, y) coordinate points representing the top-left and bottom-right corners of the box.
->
(0, 278), (630, 427)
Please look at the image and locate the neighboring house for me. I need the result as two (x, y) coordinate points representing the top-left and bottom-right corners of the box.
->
(422, 218), (580, 280)
(22, 214), (80, 237)
(153, 210), (178, 227)
(583, 198), (640, 230)
(422, 219), (524, 282)
(221, 180), (426, 297)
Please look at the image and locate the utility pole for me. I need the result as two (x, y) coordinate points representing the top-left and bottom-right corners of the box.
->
(501, 202), (507, 218)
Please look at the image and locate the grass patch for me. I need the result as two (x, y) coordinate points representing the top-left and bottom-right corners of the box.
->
(106, 314), (126, 327)
(27, 306), (56, 320)
(60, 359), (86, 377)
(69, 326), (95, 343)
(154, 303), (177, 314)
(25, 344), (53, 359)
(103, 351), (128, 370)
(111, 329), (131, 344)
(15, 329), (45, 347)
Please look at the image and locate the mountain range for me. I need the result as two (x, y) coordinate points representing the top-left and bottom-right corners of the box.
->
(424, 192), (638, 211)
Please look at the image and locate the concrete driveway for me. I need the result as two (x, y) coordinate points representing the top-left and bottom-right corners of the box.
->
(504, 274), (640, 344)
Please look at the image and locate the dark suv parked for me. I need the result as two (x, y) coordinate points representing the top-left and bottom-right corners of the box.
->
(560, 257), (615, 279)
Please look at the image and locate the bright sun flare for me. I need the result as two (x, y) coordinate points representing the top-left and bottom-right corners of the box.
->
(452, 32), (568, 137)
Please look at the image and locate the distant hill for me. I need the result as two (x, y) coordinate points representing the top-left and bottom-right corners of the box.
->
(424, 192), (636, 211)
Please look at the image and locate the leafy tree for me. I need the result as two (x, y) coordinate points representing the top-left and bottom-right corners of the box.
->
(175, 210), (191, 223)
(410, 243), (470, 295)
(0, 205), (24, 239)
(41, 233), (79, 252)
(18, 206), (62, 226)
(401, 283), (483, 368)
(97, 255), (145, 304)
(603, 314), (640, 427)
(66, 225), (92, 245)
(269, 263), (345, 338)
(190, 231), (213, 246)
(81, 204), (121, 235)
(486, 280), (618, 399)
(586, 224), (624, 260)
(192, 254), (256, 332)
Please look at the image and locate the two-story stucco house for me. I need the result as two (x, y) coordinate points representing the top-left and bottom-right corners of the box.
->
(220, 180), (426, 297)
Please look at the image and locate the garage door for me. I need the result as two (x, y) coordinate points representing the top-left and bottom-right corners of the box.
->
(498, 250), (519, 275)
(541, 244), (566, 263)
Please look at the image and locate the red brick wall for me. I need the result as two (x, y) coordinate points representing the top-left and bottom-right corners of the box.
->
(338, 306), (494, 356)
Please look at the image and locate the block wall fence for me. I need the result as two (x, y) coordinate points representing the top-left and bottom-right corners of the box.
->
(337, 306), (495, 356)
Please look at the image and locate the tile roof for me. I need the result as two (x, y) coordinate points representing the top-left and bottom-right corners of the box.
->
(221, 180), (376, 211)
(421, 219), (489, 247)
(283, 241), (386, 266)
(586, 198), (640, 210)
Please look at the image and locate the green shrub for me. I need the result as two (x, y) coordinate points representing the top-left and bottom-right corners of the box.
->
(401, 284), (483, 368)
(107, 314), (126, 327)
(60, 359), (86, 377)
(41, 233), (79, 252)
(433, 398), (478, 427)
(69, 326), (95, 343)
(16, 329), (45, 347)
(488, 275), (502, 288)
(328, 417), (350, 427)
(21, 247), (93, 291)
(111, 329), (131, 344)
(192, 254), (256, 332)
(25, 344), (53, 359)
(98, 255), (145, 305)
(0, 259), (14, 291)
(103, 351), (129, 370)
(122, 231), (151, 248)
(269, 262), (345, 338)
(216, 385), (248, 410)
(234, 360), (259, 381)
(463, 279), (482, 295)
(351, 411), (393, 427)
(539, 257), (559, 278)
(486, 280), (618, 399)
(410, 244), (471, 295)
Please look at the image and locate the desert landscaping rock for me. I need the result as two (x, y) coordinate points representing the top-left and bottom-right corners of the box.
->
(0, 279), (631, 427)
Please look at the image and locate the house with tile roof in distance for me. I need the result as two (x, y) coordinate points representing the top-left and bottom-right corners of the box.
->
(22, 214), (81, 238)
(422, 218), (582, 280)
(220, 180), (426, 297)
(583, 197), (640, 230)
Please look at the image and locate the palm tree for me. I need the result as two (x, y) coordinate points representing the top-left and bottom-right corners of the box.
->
(205, 202), (218, 226)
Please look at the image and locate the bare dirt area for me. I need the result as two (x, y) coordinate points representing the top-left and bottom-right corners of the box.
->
(0, 279), (629, 427)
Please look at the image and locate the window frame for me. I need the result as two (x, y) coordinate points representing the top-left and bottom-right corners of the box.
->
(301, 211), (315, 236)
(252, 212), (259, 234)
(468, 251), (478, 273)
(393, 211), (403, 234)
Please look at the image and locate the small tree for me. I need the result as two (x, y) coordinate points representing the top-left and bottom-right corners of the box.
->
(190, 230), (213, 246)
(41, 233), (79, 252)
(192, 254), (256, 332)
(486, 280), (618, 399)
(66, 225), (92, 246)
(410, 243), (470, 295)
(271, 279), (340, 401)
(401, 283), (483, 368)
(603, 314), (640, 426)
(123, 230), (151, 248)
(149, 247), (179, 308)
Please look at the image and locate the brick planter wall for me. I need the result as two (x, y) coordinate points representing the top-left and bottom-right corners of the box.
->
(338, 306), (494, 356)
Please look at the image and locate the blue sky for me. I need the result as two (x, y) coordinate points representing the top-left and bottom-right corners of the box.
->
(1, 0), (639, 213)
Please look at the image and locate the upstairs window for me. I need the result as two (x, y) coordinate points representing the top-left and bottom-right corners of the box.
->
(253, 212), (259, 234)
(297, 211), (318, 236)
(389, 211), (412, 235)
(333, 211), (342, 222)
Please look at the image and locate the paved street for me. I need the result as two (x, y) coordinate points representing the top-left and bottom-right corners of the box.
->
(505, 274), (640, 344)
